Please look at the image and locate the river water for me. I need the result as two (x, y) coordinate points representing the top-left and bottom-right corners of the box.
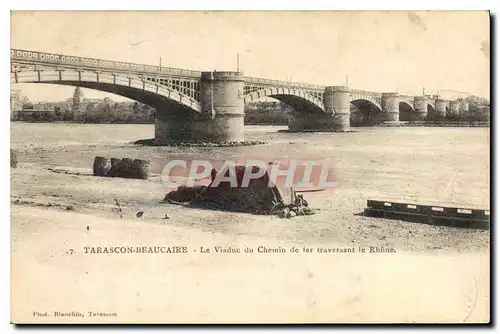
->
(11, 122), (490, 207)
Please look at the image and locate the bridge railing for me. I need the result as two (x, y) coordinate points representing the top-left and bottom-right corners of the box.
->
(350, 89), (382, 97)
(398, 94), (411, 99)
(10, 49), (202, 79)
(243, 76), (325, 91)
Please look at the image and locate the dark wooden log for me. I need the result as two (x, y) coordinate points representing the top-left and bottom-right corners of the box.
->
(120, 158), (134, 178)
(133, 159), (150, 180)
(93, 156), (111, 176)
(107, 158), (123, 177)
(100, 157), (151, 180)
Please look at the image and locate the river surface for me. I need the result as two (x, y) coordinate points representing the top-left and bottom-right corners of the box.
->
(11, 122), (490, 207)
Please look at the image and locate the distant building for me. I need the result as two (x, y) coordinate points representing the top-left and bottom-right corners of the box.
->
(12, 86), (156, 123)
(72, 87), (83, 109)
(10, 89), (22, 111)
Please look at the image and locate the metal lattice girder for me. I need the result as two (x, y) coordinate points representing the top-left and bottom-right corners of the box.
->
(11, 48), (455, 111)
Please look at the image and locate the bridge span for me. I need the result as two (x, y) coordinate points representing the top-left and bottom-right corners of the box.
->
(11, 49), (470, 142)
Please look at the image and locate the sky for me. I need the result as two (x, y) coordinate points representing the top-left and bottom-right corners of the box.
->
(10, 11), (490, 102)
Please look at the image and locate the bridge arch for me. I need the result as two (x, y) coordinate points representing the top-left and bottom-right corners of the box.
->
(350, 98), (383, 126)
(426, 103), (437, 120)
(399, 101), (415, 121)
(244, 87), (325, 114)
(11, 69), (201, 115)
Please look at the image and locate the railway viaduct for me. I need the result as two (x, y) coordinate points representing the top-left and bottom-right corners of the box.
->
(11, 49), (471, 142)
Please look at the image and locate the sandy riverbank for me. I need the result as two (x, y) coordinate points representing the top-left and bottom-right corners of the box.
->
(11, 204), (490, 324)
(11, 163), (490, 323)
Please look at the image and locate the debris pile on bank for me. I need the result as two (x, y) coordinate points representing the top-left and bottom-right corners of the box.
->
(93, 156), (150, 180)
(274, 193), (314, 218)
(163, 164), (315, 217)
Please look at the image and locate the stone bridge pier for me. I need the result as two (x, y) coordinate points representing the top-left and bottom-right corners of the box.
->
(435, 99), (447, 120)
(381, 93), (400, 122)
(154, 71), (245, 143)
(459, 99), (469, 118)
(450, 100), (461, 116)
(413, 96), (428, 121)
(324, 86), (351, 131)
(154, 111), (204, 142)
(288, 86), (351, 132)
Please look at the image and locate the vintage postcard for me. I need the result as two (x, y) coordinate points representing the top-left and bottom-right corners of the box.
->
(10, 11), (490, 324)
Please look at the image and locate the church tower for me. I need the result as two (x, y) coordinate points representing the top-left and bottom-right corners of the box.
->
(72, 87), (84, 121)
(72, 87), (84, 110)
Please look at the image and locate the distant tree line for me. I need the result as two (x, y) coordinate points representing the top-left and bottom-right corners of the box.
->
(11, 98), (156, 124)
(244, 96), (491, 125)
(443, 95), (490, 122)
(244, 101), (291, 125)
(11, 95), (490, 125)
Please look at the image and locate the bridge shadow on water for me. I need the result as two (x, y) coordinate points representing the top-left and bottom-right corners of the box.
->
(132, 138), (267, 147)
(277, 129), (359, 134)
